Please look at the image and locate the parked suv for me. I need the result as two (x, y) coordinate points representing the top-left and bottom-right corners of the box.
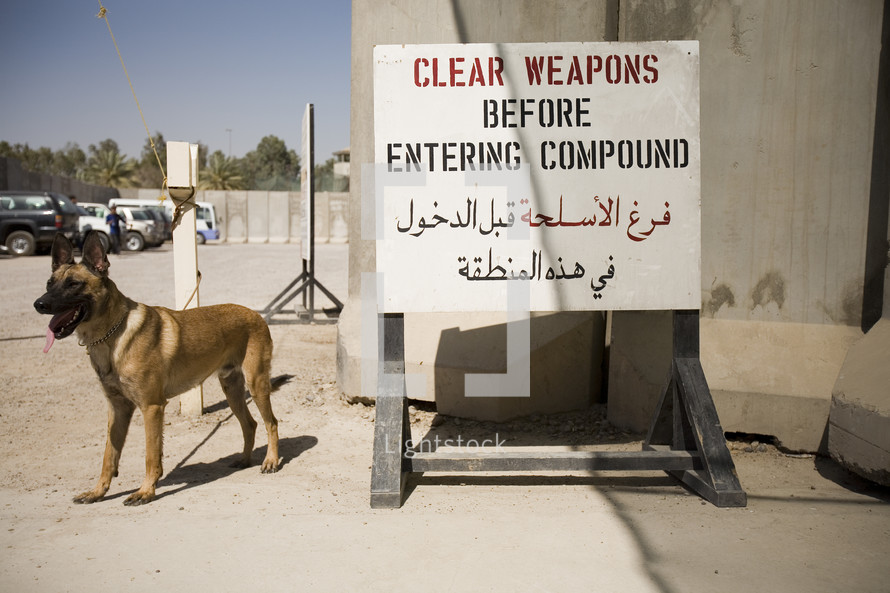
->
(117, 206), (165, 251)
(78, 203), (164, 252)
(0, 190), (79, 256)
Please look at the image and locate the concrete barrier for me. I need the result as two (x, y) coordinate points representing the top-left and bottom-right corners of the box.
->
(116, 188), (349, 245)
(830, 320), (890, 485)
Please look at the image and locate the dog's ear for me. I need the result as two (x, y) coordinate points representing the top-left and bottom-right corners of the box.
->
(51, 233), (75, 272)
(81, 232), (110, 276)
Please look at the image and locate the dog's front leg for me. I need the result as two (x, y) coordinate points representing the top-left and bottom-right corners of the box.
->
(123, 403), (165, 506)
(74, 395), (135, 504)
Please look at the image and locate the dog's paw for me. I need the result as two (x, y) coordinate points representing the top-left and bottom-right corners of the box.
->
(72, 491), (104, 504)
(260, 458), (281, 474)
(123, 491), (155, 506)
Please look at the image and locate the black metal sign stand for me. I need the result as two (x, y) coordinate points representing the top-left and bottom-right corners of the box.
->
(260, 256), (343, 324)
(370, 310), (747, 508)
(261, 104), (343, 324)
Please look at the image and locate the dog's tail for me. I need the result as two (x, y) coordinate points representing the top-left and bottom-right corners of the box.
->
(270, 374), (294, 392)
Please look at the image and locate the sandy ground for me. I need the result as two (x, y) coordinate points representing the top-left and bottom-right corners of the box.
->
(1, 241), (888, 593)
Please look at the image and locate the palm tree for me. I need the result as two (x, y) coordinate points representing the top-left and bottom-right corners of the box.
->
(199, 150), (245, 190)
(84, 145), (137, 188)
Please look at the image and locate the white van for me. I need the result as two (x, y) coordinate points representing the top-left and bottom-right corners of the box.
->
(109, 198), (220, 243)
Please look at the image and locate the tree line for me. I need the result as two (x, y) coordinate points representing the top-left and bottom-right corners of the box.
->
(0, 133), (347, 192)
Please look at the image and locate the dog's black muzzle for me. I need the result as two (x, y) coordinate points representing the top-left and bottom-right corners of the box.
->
(34, 294), (54, 315)
(34, 293), (90, 340)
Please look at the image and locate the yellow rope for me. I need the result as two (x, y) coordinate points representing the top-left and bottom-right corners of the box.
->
(182, 270), (203, 310)
(97, 3), (201, 313)
(96, 2), (168, 201)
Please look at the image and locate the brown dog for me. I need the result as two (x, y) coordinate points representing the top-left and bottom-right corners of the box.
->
(34, 232), (280, 505)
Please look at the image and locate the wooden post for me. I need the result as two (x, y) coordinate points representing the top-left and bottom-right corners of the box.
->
(170, 142), (203, 416)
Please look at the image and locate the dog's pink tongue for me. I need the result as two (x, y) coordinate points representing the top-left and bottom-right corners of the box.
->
(43, 327), (55, 354)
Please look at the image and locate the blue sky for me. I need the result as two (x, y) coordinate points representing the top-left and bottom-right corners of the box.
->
(0, 1), (351, 163)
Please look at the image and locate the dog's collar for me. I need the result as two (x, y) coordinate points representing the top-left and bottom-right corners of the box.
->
(79, 313), (128, 354)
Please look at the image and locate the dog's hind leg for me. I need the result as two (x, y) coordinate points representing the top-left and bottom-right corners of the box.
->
(74, 394), (135, 504)
(243, 342), (279, 473)
(250, 379), (280, 473)
(218, 364), (258, 468)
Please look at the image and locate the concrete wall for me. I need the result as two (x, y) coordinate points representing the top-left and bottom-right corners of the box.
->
(621, 1), (879, 327)
(0, 157), (120, 203)
(339, 0), (888, 451)
(608, 0), (885, 452)
(117, 188), (349, 245)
